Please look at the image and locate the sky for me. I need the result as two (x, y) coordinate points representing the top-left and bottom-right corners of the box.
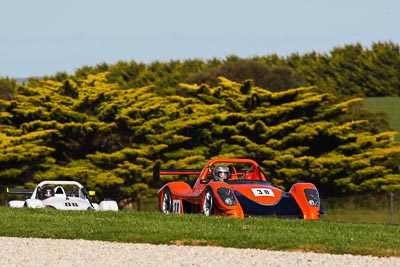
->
(0, 0), (399, 78)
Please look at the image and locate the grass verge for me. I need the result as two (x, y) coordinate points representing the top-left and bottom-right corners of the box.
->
(0, 207), (399, 257)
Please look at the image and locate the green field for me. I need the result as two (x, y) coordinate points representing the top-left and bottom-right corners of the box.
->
(1, 207), (399, 257)
(363, 97), (400, 141)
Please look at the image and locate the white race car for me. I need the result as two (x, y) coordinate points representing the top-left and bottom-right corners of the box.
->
(7, 180), (118, 211)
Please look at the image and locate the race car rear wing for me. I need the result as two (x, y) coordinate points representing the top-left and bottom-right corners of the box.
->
(5, 188), (34, 204)
(152, 163), (202, 186)
(6, 188), (34, 195)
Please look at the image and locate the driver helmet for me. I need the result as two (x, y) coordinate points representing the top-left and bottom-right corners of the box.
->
(213, 166), (231, 181)
(41, 186), (54, 199)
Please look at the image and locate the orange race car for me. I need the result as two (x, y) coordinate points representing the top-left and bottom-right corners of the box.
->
(156, 158), (322, 219)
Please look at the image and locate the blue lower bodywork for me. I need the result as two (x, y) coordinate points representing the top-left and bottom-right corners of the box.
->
(234, 191), (304, 218)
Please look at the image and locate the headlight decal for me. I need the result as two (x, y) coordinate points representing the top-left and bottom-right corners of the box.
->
(304, 188), (320, 207)
(217, 188), (236, 206)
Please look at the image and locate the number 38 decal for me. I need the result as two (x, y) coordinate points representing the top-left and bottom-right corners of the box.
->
(251, 188), (275, 197)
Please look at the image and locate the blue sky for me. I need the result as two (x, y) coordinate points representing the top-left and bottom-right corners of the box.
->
(1, 0), (398, 78)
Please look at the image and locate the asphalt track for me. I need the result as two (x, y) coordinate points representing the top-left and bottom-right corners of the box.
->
(1, 237), (399, 266)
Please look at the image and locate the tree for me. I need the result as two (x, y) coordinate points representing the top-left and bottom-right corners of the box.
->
(0, 77), (17, 101)
(2, 46), (400, 205)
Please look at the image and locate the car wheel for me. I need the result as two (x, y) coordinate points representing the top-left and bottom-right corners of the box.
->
(202, 187), (214, 216)
(161, 188), (172, 213)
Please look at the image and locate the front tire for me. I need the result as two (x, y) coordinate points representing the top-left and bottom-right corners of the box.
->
(202, 187), (214, 216)
(161, 188), (172, 213)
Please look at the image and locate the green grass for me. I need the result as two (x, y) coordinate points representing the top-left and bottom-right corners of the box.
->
(325, 208), (400, 224)
(0, 207), (399, 257)
(322, 194), (400, 224)
(363, 97), (400, 141)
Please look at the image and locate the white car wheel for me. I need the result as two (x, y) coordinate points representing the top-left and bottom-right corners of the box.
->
(202, 187), (214, 216)
(161, 188), (172, 213)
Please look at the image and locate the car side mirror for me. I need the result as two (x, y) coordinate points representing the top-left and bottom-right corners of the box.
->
(200, 178), (211, 184)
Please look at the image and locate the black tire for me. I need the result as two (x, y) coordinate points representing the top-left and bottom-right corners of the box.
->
(161, 188), (172, 213)
(202, 187), (214, 216)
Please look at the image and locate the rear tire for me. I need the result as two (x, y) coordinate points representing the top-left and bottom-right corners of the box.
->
(202, 187), (214, 216)
(161, 188), (172, 213)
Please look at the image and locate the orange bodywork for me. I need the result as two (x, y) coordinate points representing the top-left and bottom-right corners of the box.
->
(157, 158), (322, 220)
(289, 183), (320, 219)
